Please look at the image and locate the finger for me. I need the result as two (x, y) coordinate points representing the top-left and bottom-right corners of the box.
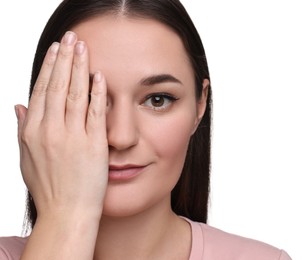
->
(15, 105), (28, 148)
(65, 41), (89, 131)
(27, 42), (60, 123)
(44, 31), (77, 123)
(15, 105), (28, 182)
(86, 71), (107, 141)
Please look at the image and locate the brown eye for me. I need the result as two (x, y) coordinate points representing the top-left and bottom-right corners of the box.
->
(143, 93), (178, 111)
(151, 96), (165, 107)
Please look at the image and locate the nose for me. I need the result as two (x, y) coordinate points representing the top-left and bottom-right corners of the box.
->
(106, 102), (139, 151)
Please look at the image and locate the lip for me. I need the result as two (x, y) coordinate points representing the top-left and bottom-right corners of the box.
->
(108, 164), (147, 181)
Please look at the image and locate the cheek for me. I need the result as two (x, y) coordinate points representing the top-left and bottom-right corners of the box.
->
(142, 110), (196, 167)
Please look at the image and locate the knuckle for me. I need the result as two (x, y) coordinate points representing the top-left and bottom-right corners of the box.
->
(73, 58), (85, 70)
(44, 55), (56, 67)
(88, 105), (100, 119)
(58, 47), (73, 59)
(40, 137), (55, 151)
(19, 123), (63, 159)
(40, 126), (60, 150)
(90, 88), (103, 96)
(47, 79), (67, 92)
(67, 90), (83, 102)
(32, 79), (48, 97)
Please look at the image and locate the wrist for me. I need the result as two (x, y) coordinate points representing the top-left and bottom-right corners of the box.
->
(21, 210), (101, 260)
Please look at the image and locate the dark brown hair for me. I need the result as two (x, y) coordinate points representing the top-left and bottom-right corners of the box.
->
(24, 0), (212, 231)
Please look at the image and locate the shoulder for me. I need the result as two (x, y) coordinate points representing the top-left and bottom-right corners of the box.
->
(184, 218), (291, 260)
(0, 236), (28, 259)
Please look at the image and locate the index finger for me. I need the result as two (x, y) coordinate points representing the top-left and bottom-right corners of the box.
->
(27, 42), (60, 124)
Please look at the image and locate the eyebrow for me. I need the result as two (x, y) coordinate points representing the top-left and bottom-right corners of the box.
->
(88, 73), (183, 87)
(140, 74), (182, 86)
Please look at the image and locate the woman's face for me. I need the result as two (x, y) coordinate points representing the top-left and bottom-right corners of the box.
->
(72, 15), (207, 217)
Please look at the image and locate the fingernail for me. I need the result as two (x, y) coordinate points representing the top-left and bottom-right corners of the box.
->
(50, 42), (60, 55)
(14, 105), (19, 119)
(75, 41), (85, 55)
(94, 71), (102, 83)
(63, 31), (76, 45)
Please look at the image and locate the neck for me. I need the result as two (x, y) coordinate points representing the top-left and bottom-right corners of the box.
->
(94, 197), (191, 259)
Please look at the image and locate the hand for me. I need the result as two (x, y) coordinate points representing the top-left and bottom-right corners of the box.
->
(15, 31), (108, 221)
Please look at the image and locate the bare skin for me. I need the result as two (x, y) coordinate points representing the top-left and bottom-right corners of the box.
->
(16, 16), (208, 259)
(17, 32), (108, 260)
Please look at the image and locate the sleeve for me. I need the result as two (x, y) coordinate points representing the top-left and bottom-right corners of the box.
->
(279, 250), (292, 260)
(0, 237), (27, 260)
(0, 246), (9, 259)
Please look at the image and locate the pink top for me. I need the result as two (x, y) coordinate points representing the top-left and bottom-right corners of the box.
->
(185, 218), (291, 260)
(0, 219), (291, 259)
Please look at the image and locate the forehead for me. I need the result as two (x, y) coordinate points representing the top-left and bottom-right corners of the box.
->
(72, 15), (194, 87)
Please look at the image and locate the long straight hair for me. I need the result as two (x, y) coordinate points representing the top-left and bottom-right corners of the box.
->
(24, 0), (212, 232)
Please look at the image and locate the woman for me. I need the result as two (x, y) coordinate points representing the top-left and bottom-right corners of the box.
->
(0, 0), (291, 259)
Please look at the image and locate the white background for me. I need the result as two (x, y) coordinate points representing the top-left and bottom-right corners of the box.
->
(0, 1), (301, 259)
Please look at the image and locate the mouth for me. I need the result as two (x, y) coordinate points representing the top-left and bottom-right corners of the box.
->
(108, 164), (147, 181)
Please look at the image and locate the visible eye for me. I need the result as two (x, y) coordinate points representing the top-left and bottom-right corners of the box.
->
(143, 93), (178, 111)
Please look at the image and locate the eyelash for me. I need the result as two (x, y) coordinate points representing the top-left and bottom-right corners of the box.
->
(142, 93), (179, 111)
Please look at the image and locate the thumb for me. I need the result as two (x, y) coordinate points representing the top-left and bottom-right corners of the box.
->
(15, 105), (28, 146)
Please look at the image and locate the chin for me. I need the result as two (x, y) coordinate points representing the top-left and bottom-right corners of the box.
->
(101, 189), (173, 220)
